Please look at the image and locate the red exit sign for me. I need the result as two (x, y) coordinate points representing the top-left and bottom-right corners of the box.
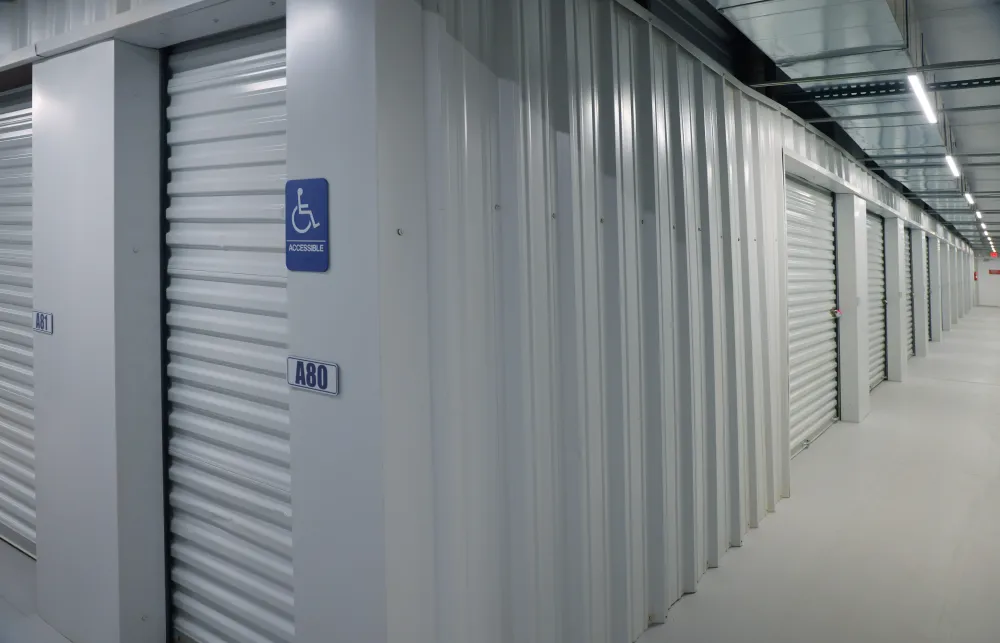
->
(992, 251), (998, 258)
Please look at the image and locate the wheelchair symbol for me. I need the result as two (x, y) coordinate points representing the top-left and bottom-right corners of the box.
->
(291, 187), (321, 234)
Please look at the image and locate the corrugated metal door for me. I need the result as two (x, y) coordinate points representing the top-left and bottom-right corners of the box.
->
(866, 214), (887, 390)
(0, 95), (34, 557)
(165, 30), (293, 643)
(904, 229), (914, 357)
(786, 178), (838, 454)
(926, 235), (932, 338)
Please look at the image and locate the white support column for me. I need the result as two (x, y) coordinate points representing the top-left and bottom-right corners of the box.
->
(33, 41), (164, 643)
(929, 237), (944, 341)
(911, 229), (929, 357)
(967, 251), (974, 312)
(975, 256), (982, 307)
(952, 246), (961, 322)
(835, 193), (870, 422)
(287, 1), (435, 643)
(941, 243), (953, 331)
(884, 218), (906, 381)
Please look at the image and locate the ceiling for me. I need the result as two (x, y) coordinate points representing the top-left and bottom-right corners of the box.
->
(707, 0), (1000, 254)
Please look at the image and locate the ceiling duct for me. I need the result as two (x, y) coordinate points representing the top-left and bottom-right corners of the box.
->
(707, 0), (988, 248)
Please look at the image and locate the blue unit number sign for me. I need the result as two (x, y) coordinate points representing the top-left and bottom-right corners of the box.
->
(33, 311), (53, 335)
(287, 357), (340, 396)
(286, 177), (330, 272)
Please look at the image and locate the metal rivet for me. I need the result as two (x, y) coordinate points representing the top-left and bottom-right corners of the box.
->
(494, 204), (501, 211)
(551, 212), (556, 219)
(396, 228), (403, 236)
(600, 218), (605, 223)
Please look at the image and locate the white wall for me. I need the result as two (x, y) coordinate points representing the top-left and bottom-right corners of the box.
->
(977, 256), (1000, 307)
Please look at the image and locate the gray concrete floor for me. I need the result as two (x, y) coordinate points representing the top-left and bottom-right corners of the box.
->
(641, 306), (1000, 643)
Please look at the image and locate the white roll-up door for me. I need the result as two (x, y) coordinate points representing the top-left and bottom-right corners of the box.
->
(866, 214), (887, 390)
(166, 30), (293, 643)
(0, 94), (34, 557)
(905, 228), (915, 357)
(926, 235), (932, 338)
(786, 178), (839, 454)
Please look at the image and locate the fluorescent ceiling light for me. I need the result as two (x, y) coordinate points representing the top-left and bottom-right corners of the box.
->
(982, 222), (988, 229)
(965, 193), (975, 205)
(945, 155), (961, 177)
(977, 211), (983, 219)
(907, 74), (938, 124)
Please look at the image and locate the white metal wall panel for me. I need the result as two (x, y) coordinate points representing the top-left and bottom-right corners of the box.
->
(785, 178), (837, 454)
(165, 30), (293, 643)
(866, 214), (887, 390)
(0, 95), (34, 557)
(905, 229), (915, 357)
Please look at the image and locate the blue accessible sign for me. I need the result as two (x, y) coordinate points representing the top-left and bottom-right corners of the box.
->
(286, 178), (330, 272)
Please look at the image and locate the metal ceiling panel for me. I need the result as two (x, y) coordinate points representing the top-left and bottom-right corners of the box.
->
(709, 0), (905, 62)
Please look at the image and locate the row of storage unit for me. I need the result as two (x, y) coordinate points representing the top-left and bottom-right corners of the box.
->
(784, 177), (970, 457)
(0, 3), (980, 643)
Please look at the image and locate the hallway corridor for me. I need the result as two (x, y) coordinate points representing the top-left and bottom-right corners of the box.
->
(642, 306), (1000, 643)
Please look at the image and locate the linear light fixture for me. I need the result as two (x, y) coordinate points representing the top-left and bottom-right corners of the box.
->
(977, 211), (983, 219)
(907, 74), (938, 124)
(982, 222), (987, 229)
(946, 155), (961, 177)
(965, 192), (975, 205)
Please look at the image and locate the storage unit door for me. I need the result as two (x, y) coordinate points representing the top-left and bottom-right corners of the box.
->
(786, 178), (839, 453)
(0, 95), (34, 557)
(165, 30), (293, 643)
(866, 213), (887, 390)
(905, 229), (915, 357)
(926, 235), (932, 338)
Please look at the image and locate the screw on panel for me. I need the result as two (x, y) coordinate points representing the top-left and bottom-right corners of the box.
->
(397, 229), (404, 236)
(600, 218), (605, 223)
(494, 204), (501, 210)
(552, 212), (556, 219)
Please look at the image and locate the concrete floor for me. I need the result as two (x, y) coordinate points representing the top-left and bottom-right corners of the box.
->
(641, 306), (1000, 643)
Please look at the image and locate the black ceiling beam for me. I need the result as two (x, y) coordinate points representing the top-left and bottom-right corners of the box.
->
(750, 57), (1000, 89)
(808, 102), (1000, 124)
(868, 152), (1000, 161)
(780, 75), (1000, 104)
(876, 161), (1000, 170)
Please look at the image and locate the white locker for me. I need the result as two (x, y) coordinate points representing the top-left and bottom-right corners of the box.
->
(866, 214), (887, 390)
(786, 178), (839, 454)
(0, 93), (34, 557)
(165, 30), (293, 643)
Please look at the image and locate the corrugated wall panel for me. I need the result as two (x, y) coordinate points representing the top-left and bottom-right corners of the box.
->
(0, 95), (33, 557)
(424, 8), (505, 643)
(720, 82), (748, 548)
(737, 94), (769, 529)
(561, 1), (612, 640)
